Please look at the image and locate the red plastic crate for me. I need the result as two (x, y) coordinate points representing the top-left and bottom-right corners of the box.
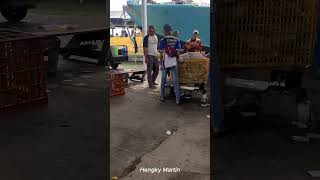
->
(109, 71), (126, 97)
(0, 30), (47, 110)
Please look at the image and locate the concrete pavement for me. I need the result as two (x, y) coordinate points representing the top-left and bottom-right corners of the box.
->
(0, 60), (108, 180)
(110, 63), (210, 179)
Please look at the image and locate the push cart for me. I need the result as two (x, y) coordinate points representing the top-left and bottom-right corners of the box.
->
(167, 52), (210, 98)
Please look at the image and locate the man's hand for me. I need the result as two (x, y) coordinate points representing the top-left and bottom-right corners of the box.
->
(160, 65), (165, 71)
(191, 42), (198, 47)
(145, 56), (149, 63)
(144, 48), (149, 63)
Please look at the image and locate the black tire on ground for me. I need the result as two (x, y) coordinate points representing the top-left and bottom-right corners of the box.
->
(1, 6), (28, 23)
(62, 52), (71, 60)
(98, 40), (108, 65)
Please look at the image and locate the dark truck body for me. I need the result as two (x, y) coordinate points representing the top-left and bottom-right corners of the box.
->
(1, 0), (36, 8)
(0, 0), (37, 23)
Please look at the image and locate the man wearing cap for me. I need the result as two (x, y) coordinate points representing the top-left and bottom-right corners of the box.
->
(143, 25), (160, 89)
(159, 24), (182, 105)
(184, 30), (202, 52)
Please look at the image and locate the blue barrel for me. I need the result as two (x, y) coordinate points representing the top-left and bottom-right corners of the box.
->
(124, 47), (128, 55)
(116, 46), (127, 56)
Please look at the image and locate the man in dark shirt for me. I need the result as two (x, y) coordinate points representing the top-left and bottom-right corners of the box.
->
(159, 24), (182, 105)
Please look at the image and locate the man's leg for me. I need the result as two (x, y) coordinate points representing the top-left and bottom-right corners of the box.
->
(171, 66), (180, 104)
(160, 68), (167, 100)
(146, 56), (154, 88)
(152, 56), (159, 84)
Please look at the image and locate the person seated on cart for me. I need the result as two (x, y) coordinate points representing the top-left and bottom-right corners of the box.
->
(184, 30), (202, 52)
(159, 24), (182, 105)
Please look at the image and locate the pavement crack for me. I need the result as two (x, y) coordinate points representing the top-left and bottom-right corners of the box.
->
(178, 171), (211, 176)
(118, 133), (173, 179)
(119, 157), (142, 178)
(60, 83), (103, 91)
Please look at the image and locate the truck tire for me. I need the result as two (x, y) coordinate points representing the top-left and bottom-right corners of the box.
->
(1, 6), (28, 23)
(98, 40), (108, 65)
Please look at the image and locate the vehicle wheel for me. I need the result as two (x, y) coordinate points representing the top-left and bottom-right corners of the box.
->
(98, 40), (108, 65)
(1, 6), (28, 23)
(62, 52), (71, 60)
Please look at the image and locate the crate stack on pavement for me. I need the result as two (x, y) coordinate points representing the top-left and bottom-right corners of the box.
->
(215, 0), (318, 69)
(108, 69), (127, 97)
(0, 29), (47, 110)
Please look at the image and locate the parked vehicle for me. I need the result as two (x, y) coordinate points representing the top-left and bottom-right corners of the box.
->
(108, 45), (129, 69)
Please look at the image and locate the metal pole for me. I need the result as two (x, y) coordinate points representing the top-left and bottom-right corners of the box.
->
(142, 0), (148, 36)
(210, 1), (224, 130)
(106, 0), (108, 21)
(142, 0), (147, 70)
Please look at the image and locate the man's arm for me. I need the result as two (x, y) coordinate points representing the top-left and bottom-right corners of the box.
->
(175, 39), (182, 50)
(175, 40), (183, 55)
(184, 40), (192, 50)
(143, 36), (149, 62)
(197, 40), (202, 51)
(158, 39), (165, 67)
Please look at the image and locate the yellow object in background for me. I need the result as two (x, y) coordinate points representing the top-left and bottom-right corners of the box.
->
(110, 36), (143, 56)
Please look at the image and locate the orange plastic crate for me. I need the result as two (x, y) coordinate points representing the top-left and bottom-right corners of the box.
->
(109, 71), (126, 97)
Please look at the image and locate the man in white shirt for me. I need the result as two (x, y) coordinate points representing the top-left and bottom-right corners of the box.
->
(143, 25), (160, 89)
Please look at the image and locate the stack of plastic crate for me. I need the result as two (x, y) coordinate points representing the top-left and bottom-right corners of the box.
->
(215, 0), (317, 69)
(0, 29), (47, 110)
(109, 70), (126, 97)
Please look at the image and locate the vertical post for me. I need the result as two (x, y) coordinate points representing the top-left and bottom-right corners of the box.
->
(142, 0), (148, 70)
(314, 4), (320, 75)
(142, 0), (148, 36)
(210, 1), (224, 130)
(106, 0), (108, 21)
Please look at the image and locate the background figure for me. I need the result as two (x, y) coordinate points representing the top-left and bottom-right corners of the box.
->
(185, 30), (202, 52)
(173, 30), (184, 51)
(143, 25), (160, 89)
